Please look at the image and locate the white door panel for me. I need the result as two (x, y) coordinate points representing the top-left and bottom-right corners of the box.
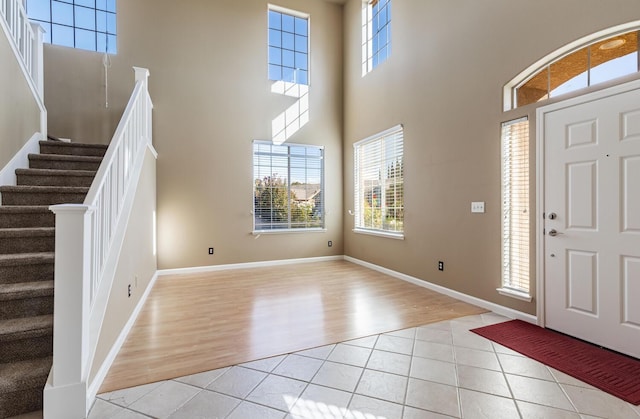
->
(542, 83), (640, 359)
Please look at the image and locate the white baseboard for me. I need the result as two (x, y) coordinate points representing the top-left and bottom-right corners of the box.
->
(87, 270), (160, 402)
(0, 132), (42, 189)
(344, 256), (537, 324)
(157, 255), (344, 277)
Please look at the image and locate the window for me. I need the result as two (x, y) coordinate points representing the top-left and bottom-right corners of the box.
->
(253, 141), (324, 231)
(354, 125), (404, 237)
(26, 0), (117, 53)
(268, 6), (308, 85)
(362, 0), (391, 75)
(506, 26), (640, 110)
(499, 118), (530, 300)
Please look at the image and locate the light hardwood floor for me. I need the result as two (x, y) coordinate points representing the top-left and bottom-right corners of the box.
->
(100, 260), (486, 392)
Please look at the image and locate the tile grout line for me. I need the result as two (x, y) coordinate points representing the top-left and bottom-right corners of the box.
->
(276, 342), (342, 418)
(343, 333), (380, 415)
(490, 336), (524, 419)
(226, 356), (290, 418)
(400, 326), (417, 418)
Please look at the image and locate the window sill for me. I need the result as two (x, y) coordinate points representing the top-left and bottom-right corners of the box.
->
(497, 287), (532, 302)
(353, 228), (404, 240)
(252, 228), (326, 235)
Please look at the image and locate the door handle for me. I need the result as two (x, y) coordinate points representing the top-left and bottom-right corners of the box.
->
(548, 229), (563, 237)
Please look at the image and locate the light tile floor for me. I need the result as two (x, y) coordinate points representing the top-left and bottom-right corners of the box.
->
(87, 313), (640, 419)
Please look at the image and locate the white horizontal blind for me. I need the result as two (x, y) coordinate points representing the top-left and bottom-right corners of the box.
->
(253, 141), (324, 231)
(501, 118), (530, 293)
(354, 125), (404, 235)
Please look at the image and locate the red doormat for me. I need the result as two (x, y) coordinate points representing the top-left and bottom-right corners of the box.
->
(471, 320), (640, 405)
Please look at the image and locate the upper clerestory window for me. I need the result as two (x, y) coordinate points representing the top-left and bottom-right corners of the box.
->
(268, 6), (309, 85)
(506, 26), (640, 110)
(362, 0), (391, 76)
(26, 0), (117, 53)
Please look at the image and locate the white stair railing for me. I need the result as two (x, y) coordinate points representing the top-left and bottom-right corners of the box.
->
(0, 0), (46, 132)
(45, 67), (153, 419)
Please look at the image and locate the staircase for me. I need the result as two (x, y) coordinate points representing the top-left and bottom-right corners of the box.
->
(0, 140), (107, 418)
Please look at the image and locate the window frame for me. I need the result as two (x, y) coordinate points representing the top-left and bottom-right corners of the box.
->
(253, 140), (325, 233)
(503, 21), (640, 111)
(498, 117), (532, 301)
(26, 0), (117, 54)
(361, 0), (392, 76)
(353, 124), (404, 239)
(268, 4), (310, 86)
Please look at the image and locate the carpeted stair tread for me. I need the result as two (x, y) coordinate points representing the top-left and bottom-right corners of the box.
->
(0, 281), (53, 302)
(39, 140), (108, 157)
(0, 253), (54, 266)
(0, 206), (53, 229)
(0, 315), (52, 343)
(16, 168), (97, 177)
(0, 356), (52, 394)
(26, 153), (102, 172)
(28, 154), (103, 163)
(0, 185), (90, 206)
(0, 228), (55, 255)
(0, 253), (54, 285)
(0, 206), (50, 214)
(16, 168), (98, 188)
(0, 227), (55, 238)
(0, 185), (90, 194)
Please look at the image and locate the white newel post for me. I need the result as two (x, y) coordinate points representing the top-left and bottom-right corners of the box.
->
(44, 204), (95, 419)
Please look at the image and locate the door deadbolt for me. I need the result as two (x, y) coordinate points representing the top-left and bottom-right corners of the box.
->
(548, 212), (557, 220)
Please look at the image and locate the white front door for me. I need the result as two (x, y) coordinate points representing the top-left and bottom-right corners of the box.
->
(541, 81), (640, 359)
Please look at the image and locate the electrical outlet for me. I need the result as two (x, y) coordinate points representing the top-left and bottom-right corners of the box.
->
(208, 247), (214, 255)
(128, 284), (131, 297)
(438, 261), (444, 271)
(471, 201), (485, 213)
(328, 241), (333, 247)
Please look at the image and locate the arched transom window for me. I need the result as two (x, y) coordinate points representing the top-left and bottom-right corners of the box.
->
(504, 23), (640, 110)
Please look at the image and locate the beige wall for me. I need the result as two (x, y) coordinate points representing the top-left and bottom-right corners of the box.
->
(43, 0), (344, 270)
(42, 0), (640, 317)
(0, 29), (41, 169)
(90, 148), (157, 381)
(342, 0), (640, 315)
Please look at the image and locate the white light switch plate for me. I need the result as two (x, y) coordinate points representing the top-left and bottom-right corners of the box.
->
(471, 201), (485, 213)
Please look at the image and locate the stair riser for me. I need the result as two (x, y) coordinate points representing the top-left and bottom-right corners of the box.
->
(17, 174), (95, 187)
(0, 236), (54, 255)
(0, 295), (53, 320)
(40, 143), (107, 157)
(1, 192), (87, 206)
(29, 159), (101, 171)
(0, 334), (52, 364)
(0, 213), (54, 228)
(0, 389), (44, 418)
(0, 264), (53, 284)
